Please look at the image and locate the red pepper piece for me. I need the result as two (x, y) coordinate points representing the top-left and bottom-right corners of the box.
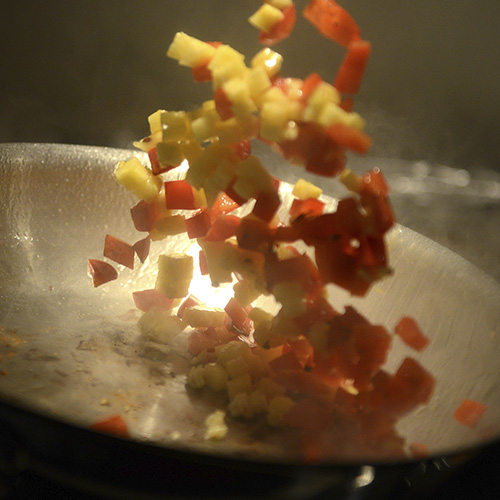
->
(89, 415), (130, 438)
(325, 123), (372, 154)
(185, 210), (212, 239)
(132, 289), (175, 312)
(87, 259), (118, 287)
(103, 235), (135, 269)
(252, 190), (281, 223)
(334, 40), (372, 94)
(164, 180), (198, 210)
(130, 200), (155, 232)
(289, 198), (325, 221)
(214, 87), (234, 120)
(303, 0), (362, 47)
(395, 317), (430, 352)
(205, 214), (241, 242)
(132, 236), (151, 263)
(453, 399), (487, 428)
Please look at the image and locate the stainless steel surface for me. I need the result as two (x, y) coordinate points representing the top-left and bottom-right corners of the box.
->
(1, 143), (500, 464)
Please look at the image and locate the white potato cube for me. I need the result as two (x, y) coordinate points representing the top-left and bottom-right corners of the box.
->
(232, 155), (276, 200)
(138, 308), (186, 344)
(114, 157), (162, 201)
(265, 0), (293, 8)
(273, 281), (307, 318)
(222, 78), (257, 116)
(267, 396), (295, 427)
(204, 409), (228, 441)
(204, 363), (229, 391)
(251, 48), (283, 78)
(183, 305), (226, 328)
(248, 4), (284, 33)
(167, 32), (217, 68)
(155, 253), (194, 298)
(292, 178), (323, 199)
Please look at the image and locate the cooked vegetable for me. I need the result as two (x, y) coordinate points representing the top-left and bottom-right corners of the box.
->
(103, 234), (135, 269)
(87, 259), (118, 287)
(87, 0), (445, 461)
(89, 414), (130, 438)
(453, 399), (487, 428)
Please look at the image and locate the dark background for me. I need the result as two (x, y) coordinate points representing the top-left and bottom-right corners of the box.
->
(1, 1), (499, 172)
(1, 2), (499, 499)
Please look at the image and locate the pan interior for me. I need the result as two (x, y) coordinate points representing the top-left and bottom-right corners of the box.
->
(1, 143), (499, 464)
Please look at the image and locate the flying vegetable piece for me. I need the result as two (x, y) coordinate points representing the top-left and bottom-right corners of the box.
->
(87, 259), (118, 287)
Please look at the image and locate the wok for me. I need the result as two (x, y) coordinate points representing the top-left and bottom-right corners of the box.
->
(1, 142), (500, 499)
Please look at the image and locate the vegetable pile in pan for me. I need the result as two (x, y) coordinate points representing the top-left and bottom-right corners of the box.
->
(87, 1), (485, 461)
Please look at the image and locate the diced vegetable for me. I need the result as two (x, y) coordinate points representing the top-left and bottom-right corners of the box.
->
(333, 40), (372, 95)
(103, 235), (135, 269)
(89, 0), (445, 462)
(132, 289), (175, 312)
(453, 399), (487, 428)
(133, 236), (151, 263)
(89, 415), (129, 438)
(155, 253), (193, 298)
(87, 259), (118, 287)
(302, 0), (361, 47)
(395, 317), (430, 352)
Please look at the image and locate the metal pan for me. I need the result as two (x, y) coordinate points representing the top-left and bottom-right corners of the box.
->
(1, 143), (500, 498)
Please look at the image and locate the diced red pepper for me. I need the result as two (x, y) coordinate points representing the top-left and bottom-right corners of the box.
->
(301, 72), (323, 101)
(103, 235), (135, 269)
(177, 294), (202, 319)
(130, 200), (156, 232)
(87, 259), (118, 287)
(339, 97), (354, 112)
(132, 289), (175, 312)
(199, 249), (209, 275)
(278, 122), (347, 178)
(392, 357), (436, 413)
(132, 236), (151, 263)
(224, 177), (249, 206)
(214, 87), (234, 120)
(395, 317), (430, 352)
(209, 192), (241, 218)
(89, 415), (129, 438)
(272, 224), (301, 243)
(252, 190), (281, 223)
(269, 351), (303, 372)
(164, 180), (198, 210)
(236, 215), (275, 253)
(224, 297), (250, 331)
(231, 139), (252, 160)
(191, 64), (213, 83)
(303, 0), (362, 47)
(265, 254), (321, 294)
(185, 210), (212, 239)
(361, 168), (390, 197)
(205, 214), (241, 242)
(333, 40), (372, 95)
(289, 198), (325, 220)
(453, 399), (487, 428)
(315, 240), (373, 296)
(259, 4), (297, 46)
(187, 327), (224, 356)
(325, 123), (372, 155)
(148, 147), (171, 175)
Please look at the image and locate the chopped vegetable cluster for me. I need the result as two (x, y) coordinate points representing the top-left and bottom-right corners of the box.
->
(87, 1), (487, 460)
